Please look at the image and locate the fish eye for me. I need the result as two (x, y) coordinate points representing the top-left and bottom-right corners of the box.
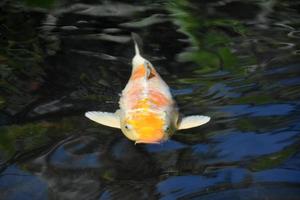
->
(164, 125), (170, 132)
(125, 124), (132, 130)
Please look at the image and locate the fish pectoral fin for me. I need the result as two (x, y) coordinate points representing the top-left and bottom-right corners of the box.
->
(177, 115), (210, 130)
(85, 111), (120, 129)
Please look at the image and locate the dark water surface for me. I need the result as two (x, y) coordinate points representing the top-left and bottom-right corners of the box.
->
(1, 0), (300, 199)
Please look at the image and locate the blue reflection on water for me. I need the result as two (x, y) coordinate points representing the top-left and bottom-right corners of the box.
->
(207, 83), (240, 99)
(279, 77), (300, 86)
(254, 169), (300, 183)
(192, 143), (210, 154)
(145, 140), (187, 153)
(49, 144), (102, 169)
(157, 168), (248, 200)
(211, 130), (298, 161)
(171, 88), (194, 96)
(220, 104), (294, 117)
(157, 167), (300, 200)
(0, 165), (47, 200)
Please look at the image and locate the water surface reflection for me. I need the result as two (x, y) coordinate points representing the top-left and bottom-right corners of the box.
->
(0, 0), (300, 199)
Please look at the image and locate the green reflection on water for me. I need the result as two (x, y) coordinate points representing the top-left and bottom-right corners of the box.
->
(0, 118), (76, 160)
(0, 4), (46, 112)
(0, 96), (5, 109)
(250, 145), (299, 171)
(168, 0), (247, 73)
(231, 94), (277, 105)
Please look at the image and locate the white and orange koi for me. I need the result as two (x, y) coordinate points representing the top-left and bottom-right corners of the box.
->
(85, 35), (210, 144)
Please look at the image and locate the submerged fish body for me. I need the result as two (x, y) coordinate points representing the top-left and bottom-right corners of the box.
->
(85, 35), (210, 144)
(118, 47), (178, 143)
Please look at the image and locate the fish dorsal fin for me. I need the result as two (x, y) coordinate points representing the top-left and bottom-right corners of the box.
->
(85, 111), (120, 129)
(177, 115), (210, 130)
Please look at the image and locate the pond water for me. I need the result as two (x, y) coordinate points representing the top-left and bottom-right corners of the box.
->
(0, 0), (300, 199)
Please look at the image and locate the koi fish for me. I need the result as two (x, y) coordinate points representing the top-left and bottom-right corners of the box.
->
(85, 35), (210, 144)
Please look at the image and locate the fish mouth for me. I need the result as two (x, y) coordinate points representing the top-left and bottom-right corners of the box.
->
(135, 134), (167, 144)
(135, 140), (163, 144)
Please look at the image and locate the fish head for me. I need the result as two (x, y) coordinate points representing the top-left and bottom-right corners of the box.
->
(120, 110), (176, 144)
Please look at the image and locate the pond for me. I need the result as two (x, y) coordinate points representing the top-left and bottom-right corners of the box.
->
(0, 0), (300, 199)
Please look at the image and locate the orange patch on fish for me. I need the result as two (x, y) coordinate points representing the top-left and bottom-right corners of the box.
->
(131, 65), (146, 80)
(128, 112), (164, 142)
(130, 90), (170, 109)
(127, 87), (142, 99)
(149, 90), (170, 107)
